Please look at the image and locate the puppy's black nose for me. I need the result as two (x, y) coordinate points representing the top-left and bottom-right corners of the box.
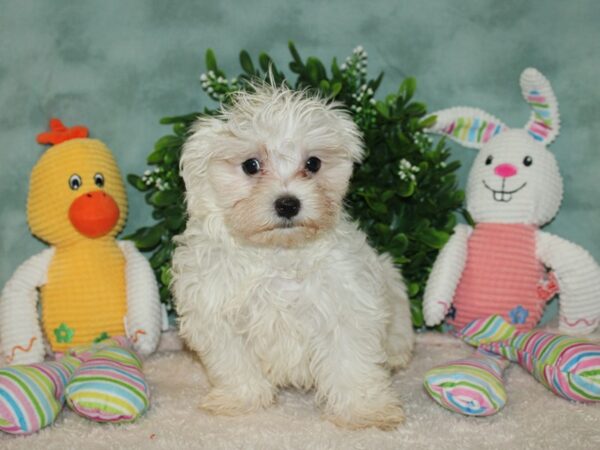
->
(274, 196), (301, 219)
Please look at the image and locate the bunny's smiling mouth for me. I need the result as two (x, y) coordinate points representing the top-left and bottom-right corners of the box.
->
(482, 180), (527, 202)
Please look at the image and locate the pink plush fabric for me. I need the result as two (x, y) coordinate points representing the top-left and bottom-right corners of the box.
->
(448, 223), (555, 331)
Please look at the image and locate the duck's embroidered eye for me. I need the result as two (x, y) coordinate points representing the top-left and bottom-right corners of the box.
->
(485, 155), (493, 165)
(69, 174), (82, 190)
(523, 156), (533, 167)
(305, 157), (322, 173)
(242, 158), (261, 175)
(94, 173), (105, 187)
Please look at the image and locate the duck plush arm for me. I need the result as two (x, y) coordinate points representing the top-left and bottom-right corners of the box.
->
(423, 224), (471, 326)
(0, 248), (54, 365)
(536, 230), (600, 335)
(119, 241), (163, 356)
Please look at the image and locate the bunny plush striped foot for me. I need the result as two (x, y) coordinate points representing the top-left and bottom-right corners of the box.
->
(423, 350), (509, 416)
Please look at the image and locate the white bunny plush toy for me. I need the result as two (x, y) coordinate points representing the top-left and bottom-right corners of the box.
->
(424, 67), (600, 335)
(421, 68), (600, 416)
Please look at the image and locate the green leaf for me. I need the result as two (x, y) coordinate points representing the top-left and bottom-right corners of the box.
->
(419, 228), (450, 249)
(125, 225), (164, 250)
(160, 265), (173, 286)
(149, 190), (180, 207)
(127, 174), (149, 192)
(418, 115), (437, 129)
(205, 49), (218, 72)
(319, 79), (330, 94)
(399, 77), (416, 101)
(165, 213), (185, 231)
(375, 101), (390, 119)
(330, 82), (342, 97)
(160, 112), (200, 125)
(239, 50), (256, 75)
(408, 282), (420, 297)
(147, 147), (165, 164)
(331, 58), (342, 80)
(306, 57), (325, 85)
(397, 181), (416, 197)
(288, 41), (302, 64)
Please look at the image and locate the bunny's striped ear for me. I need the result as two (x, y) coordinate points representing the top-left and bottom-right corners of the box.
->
(520, 68), (560, 144)
(426, 107), (507, 150)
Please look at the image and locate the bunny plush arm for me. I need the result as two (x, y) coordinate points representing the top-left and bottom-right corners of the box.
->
(119, 240), (163, 356)
(423, 224), (471, 326)
(536, 231), (600, 335)
(0, 248), (54, 365)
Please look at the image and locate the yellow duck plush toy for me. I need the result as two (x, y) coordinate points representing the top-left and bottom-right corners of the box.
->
(0, 119), (163, 434)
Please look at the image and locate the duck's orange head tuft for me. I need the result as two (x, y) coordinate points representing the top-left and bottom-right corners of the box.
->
(36, 118), (90, 146)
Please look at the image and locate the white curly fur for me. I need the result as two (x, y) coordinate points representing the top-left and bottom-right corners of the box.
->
(171, 84), (414, 430)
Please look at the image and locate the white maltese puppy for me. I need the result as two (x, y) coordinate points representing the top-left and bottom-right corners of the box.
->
(171, 84), (414, 430)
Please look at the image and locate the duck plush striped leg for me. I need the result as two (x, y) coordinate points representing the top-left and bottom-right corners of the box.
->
(0, 355), (81, 434)
(423, 350), (509, 416)
(459, 315), (600, 402)
(65, 336), (150, 423)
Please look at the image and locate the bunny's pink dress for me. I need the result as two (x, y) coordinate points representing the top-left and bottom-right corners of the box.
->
(447, 223), (558, 331)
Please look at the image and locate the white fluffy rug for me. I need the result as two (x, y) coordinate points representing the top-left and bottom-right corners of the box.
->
(2, 327), (599, 450)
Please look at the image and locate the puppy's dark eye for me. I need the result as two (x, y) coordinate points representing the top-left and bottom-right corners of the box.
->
(69, 174), (82, 190)
(485, 155), (493, 165)
(94, 173), (105, 187)
(305, 157), (321, 173)
(242, 158), (261, 175)
(523, 156), (533, 167)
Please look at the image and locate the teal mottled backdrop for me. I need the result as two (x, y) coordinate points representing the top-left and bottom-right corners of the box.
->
(1, 0), (599, 290)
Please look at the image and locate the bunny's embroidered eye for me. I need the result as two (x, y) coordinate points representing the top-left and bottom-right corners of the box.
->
(69, 174), (82, 190)
(485, 155), (493, 165)
(523, 156), (533, 167)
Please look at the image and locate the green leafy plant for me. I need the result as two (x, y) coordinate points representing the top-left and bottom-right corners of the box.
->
(126, 42), (464, 327)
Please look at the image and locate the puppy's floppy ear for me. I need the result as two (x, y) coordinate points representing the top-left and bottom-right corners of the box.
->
(330, 105), (365, 163)
(180, 115), (227, 213)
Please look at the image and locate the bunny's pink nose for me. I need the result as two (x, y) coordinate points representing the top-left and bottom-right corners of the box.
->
(494, 163), (518, 178)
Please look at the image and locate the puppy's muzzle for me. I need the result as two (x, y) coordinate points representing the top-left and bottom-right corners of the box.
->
(274, 195), (301, 219)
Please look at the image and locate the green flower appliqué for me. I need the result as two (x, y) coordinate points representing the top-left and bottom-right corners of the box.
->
(54, 323), (74, 343)
(94, 332), (110, 343)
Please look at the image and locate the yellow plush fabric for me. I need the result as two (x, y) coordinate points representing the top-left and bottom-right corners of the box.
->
(27, 138), (129, 351)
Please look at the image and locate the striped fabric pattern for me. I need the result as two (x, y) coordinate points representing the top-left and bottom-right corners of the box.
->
(423, 352), (508, 416)
(525, 89), (553, 142)
(65, 339), (149, 422)
(460, 315), (600, 402)
(442, 117), (504, 146)
(0, 356), (80, 434)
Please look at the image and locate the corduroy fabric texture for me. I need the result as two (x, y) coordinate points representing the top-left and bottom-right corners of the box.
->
(448, 223), (549, 331)
(26, 138), (129, 352)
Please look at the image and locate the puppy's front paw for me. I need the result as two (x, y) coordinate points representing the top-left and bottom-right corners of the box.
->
(200, 384), (276, 416)
(325, 402), (405, 431)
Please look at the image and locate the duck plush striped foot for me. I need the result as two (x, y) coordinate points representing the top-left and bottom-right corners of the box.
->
(0, 337), (148, 434)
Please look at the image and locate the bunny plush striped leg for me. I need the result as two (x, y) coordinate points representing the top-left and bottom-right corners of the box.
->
(423, 350), (509, 416)
(459, 315), (600, 402)
(0, 355), (81, 434)
(65, 336), (150, 423)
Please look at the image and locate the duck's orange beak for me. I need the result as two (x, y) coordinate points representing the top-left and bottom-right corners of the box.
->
(68, 191), (120, 238)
